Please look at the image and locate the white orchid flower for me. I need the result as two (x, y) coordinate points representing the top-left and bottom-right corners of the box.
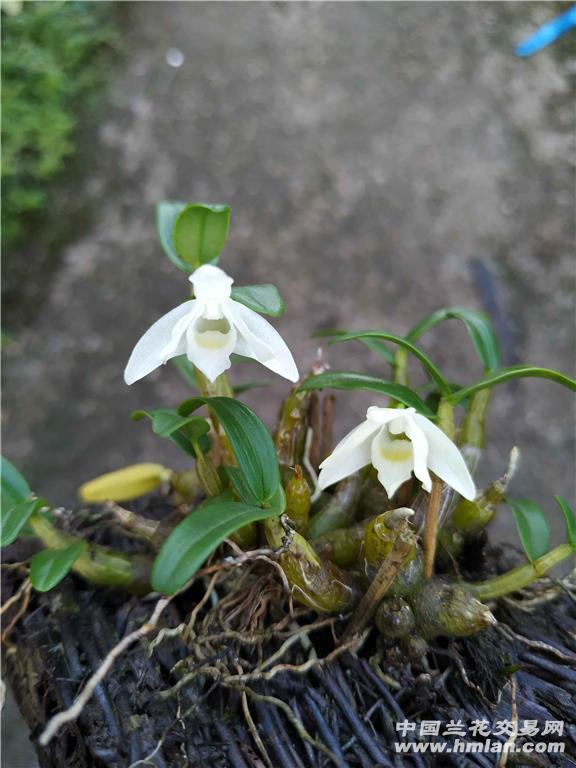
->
(124, 265), (299, 385)
(318, 406), (476, 501)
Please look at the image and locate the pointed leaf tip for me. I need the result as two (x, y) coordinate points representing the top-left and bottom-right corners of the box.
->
(509, 498), (551, 562)
(30, 541), (87, 592)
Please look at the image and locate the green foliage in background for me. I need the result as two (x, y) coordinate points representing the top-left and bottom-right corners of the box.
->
(1, 1), (117, 246)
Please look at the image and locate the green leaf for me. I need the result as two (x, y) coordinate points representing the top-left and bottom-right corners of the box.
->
(156, 202), (188, 272)
(233, 380), (271, 395)
(555, 496), (576, 548)
(225, 466), (261, 506)
(509, 499), (551, 562)
(179, 397), (280, 504)
(151, 489), (285, 594)
(132, 408), (209, 439)
(1, 497), (46, 547)
(171, 355), (197, 388)
(298, 371), (435, 417)
(447, 366), (576, 405)
(131, 408), (209, 456)
(157, 202), (230, 272)
(174, 203), (230, 269)
(1, 456), (31, 511)
(314, 329), (395, 364)
(29, 541), (86, 592)
(406, 308), (500, 371)
(330, 332), (451, 396)
(230, 284), (285, 317)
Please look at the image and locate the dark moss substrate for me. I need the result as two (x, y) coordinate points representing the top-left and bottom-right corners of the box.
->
(3, 537), (575, 768)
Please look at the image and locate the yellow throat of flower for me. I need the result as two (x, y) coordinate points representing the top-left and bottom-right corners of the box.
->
(194, 317), (232, 350)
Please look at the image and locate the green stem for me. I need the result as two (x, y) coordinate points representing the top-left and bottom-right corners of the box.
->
(436, 399), (455, 440)
(194, 368), (234, 398)
(308, 472), (364, 539)
(191, 439), (223, 497)
(466, 544), (575, 600)
(29, 514), (151, 593)
(194, 367), (235, 464)
(393, 348), (409, 388)
(274, 385), (312, 470)
(460, 389), (491, 449)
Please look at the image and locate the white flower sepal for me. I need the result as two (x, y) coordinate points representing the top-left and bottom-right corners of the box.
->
(318, 406), (476, 501)
(124, 265), (299, 385)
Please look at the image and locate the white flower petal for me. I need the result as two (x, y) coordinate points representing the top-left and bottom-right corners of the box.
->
(366, 406), (408, 425)
(184, 312), (238, 382)
(399, 413), (431, 492)
(318, 419), (381, 489)
(371, 427), (415, 498)
(413, 414), (476, 500)
(224, 300), (299, 382)
(189, 264), (233, 303)
(124, 302), (195, 385)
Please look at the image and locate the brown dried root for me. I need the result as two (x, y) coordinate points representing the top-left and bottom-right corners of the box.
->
(1, 579), (32, 648)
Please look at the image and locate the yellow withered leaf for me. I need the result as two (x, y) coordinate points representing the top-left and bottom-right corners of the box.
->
(79, 463), (172, 503)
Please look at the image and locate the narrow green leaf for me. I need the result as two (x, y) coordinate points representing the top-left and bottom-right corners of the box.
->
(299, 371), (435, 417)
(156, 202), (189, 272)
(313, 329), (395, 364)
(30, 541), (87, 592)
(1, 456), (31, 511)
(406, 308), (500, 371)
(233, 380), (271, 395)
(206, 398), (279, 503)
(178, 396), (280, 504)
(174, 203), (230, 269)
(447, 366), (576, 405)
(151, 491), (284, 594)
(171, 355), (197, 388)
(231, 284), (285, 317)
(131, 408), (209, 457)
(132, 408), (208, 439)
(509, 499), (551, 561)
(330, 331), (451, 396)
(555, 496), (576, 548)
(1, 498), (46, 547)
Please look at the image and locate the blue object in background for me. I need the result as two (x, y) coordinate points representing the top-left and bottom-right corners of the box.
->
(515, 4), (576, 57)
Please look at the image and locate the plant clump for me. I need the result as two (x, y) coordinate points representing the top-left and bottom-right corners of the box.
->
(1, 202), (575, 751)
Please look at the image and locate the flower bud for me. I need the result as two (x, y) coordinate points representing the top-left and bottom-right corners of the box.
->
(79, 464), (171, 503)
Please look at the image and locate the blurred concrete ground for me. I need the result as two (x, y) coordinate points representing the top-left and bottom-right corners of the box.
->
(2, 2), (575, 762)
(4, 0), (575, 534)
